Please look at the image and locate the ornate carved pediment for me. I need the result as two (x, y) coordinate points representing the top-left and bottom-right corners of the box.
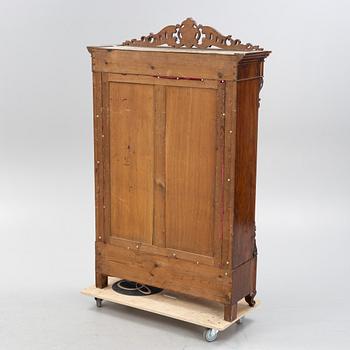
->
(122, 18), (263, 51)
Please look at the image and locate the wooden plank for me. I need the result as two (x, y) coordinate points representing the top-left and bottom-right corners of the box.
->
(222, 80), (238, 267)
(91, 49), (239, 80)
(92, 72), (103, 241)
(213, 82), (225, 266)
(96, 242), (231, 303)
(109, 82), (154, 243)
(153, 85), (166, 247)
(88, 45), (270, 58)
(81, 277), (260, 331)
(93, 72), (108, 289)
(109, 236), (214, 266)
(95, 45), (250, 55)
(101, 73), (110, 242)
(165, 86), (217, 257)
(108, 73), (218, 89)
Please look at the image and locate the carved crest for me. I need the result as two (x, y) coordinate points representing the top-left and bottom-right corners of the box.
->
(122, 18), (263, 51)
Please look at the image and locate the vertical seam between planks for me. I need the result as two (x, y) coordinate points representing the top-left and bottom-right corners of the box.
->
(220, 82), (226, 266)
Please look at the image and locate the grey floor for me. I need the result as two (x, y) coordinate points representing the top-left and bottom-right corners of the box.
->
(1, 182), (349, 349)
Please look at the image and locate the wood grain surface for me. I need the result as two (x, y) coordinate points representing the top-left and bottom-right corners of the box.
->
(88, 32), (270, 320)
(165, 86), (217, 256)
(109, 82), (154, 243)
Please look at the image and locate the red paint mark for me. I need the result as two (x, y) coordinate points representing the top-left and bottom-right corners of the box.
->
(153, 75), (204, 81)
(221, 148), (225, 241)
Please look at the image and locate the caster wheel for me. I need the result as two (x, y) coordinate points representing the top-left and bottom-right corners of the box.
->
(95, 297), (103, 308)
(203, 328), (219, 342)
(236, 316), (245, 325)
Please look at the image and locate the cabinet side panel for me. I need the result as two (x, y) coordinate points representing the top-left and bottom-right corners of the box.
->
(165, 86), (217, 256)
(109, 82), (154, 243)
(233, 61), (262, 267)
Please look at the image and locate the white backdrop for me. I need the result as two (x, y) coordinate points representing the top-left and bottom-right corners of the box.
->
(0, 1), (349, 349)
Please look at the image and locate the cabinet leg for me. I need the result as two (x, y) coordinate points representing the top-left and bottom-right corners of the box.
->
(245, 290), (256, 307)
(96, 272), (108, 289)
(224, 303), (237, 322)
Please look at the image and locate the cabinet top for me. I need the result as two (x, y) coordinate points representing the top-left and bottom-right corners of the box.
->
(88, 18), (271, 58)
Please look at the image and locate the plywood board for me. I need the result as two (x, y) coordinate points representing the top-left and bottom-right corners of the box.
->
(109, 82), (154, 243)
(81, 278), (260, 331)
(165, 86), (217, 256)
(90, 49), (239, 80)
(96, 45), (249, 56)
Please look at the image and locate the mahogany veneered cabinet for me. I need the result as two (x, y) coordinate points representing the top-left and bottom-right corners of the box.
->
(88, 18), (270, 321)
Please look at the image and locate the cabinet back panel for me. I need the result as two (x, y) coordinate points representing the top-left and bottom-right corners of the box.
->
(165, 86), (217, 256)
(109, 82), (154, 243)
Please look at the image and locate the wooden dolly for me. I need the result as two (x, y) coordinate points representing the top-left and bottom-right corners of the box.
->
(81, 278), (260, 342)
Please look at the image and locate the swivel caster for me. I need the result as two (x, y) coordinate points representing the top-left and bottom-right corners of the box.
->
(203, 328), (219, 342)
(95, 297), (103, 308)
(236, 316), (245, 325)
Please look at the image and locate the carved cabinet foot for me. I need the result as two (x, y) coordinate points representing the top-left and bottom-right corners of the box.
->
(245, 290), (256, 307)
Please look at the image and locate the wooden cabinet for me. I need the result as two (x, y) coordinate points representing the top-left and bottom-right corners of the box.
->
(87, 18), (270, 321)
